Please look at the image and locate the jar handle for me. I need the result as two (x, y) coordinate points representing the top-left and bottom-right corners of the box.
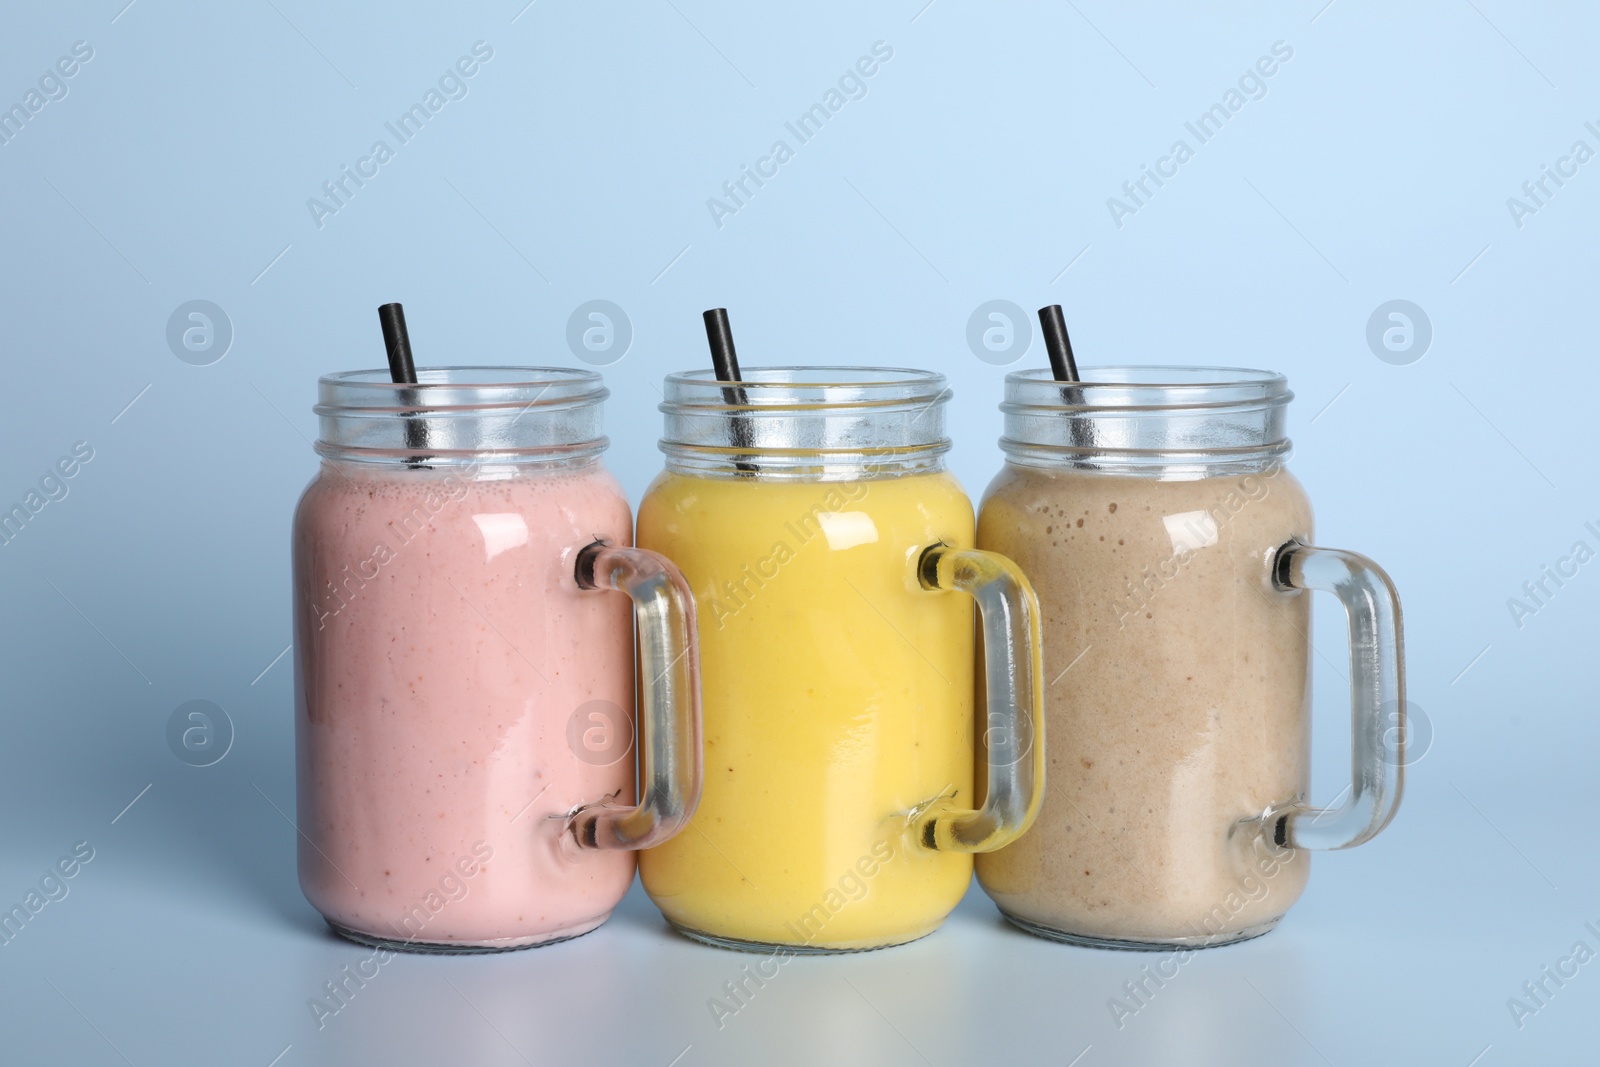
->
(566, 542), (703, 851)
(912, 545), (1046, 853)
(1260, 540), (1406, 850)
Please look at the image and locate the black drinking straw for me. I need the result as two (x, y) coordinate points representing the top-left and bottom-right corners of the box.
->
(378, 302), (429, 463)
(1037, 304), (1079, 384)
(702, 308), (756, 473)
(379, 303), (417, 384)
(1038, 304), (1091, 450)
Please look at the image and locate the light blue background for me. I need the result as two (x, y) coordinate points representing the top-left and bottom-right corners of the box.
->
(0, 1), (1593, 1064)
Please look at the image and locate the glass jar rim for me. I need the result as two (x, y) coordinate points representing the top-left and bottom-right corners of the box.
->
(1005, 365), (1289, 403)
(658, 365), (951, 480)
(663, 365), (946, 405)
(313, 366), (608, 466)
(999, 365), (1293, 476)
(317, 366), (604, 411)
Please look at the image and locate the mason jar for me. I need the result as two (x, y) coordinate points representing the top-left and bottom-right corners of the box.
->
(635, 367), (1045, 952)
(293, 367), (701, 952)
(975, 367), (1405, 948)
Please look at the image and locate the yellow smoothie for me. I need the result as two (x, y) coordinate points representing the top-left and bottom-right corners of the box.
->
(637, 469), (978, 949)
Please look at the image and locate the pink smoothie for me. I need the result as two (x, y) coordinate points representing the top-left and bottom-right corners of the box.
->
(293, 458), (636, 949)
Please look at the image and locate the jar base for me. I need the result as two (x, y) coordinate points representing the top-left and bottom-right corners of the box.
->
(325, 914), (608, 955)
(1000, 911), (1281, 951)
(669, 922), (935, 956)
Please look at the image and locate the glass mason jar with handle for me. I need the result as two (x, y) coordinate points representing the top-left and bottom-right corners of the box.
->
(975, 367), (1405, 948)
(636, 367), (1045, 952)
(293, 367), (701, 952)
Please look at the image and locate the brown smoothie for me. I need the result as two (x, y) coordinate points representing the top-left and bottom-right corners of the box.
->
(975, 463), (1315, 945)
